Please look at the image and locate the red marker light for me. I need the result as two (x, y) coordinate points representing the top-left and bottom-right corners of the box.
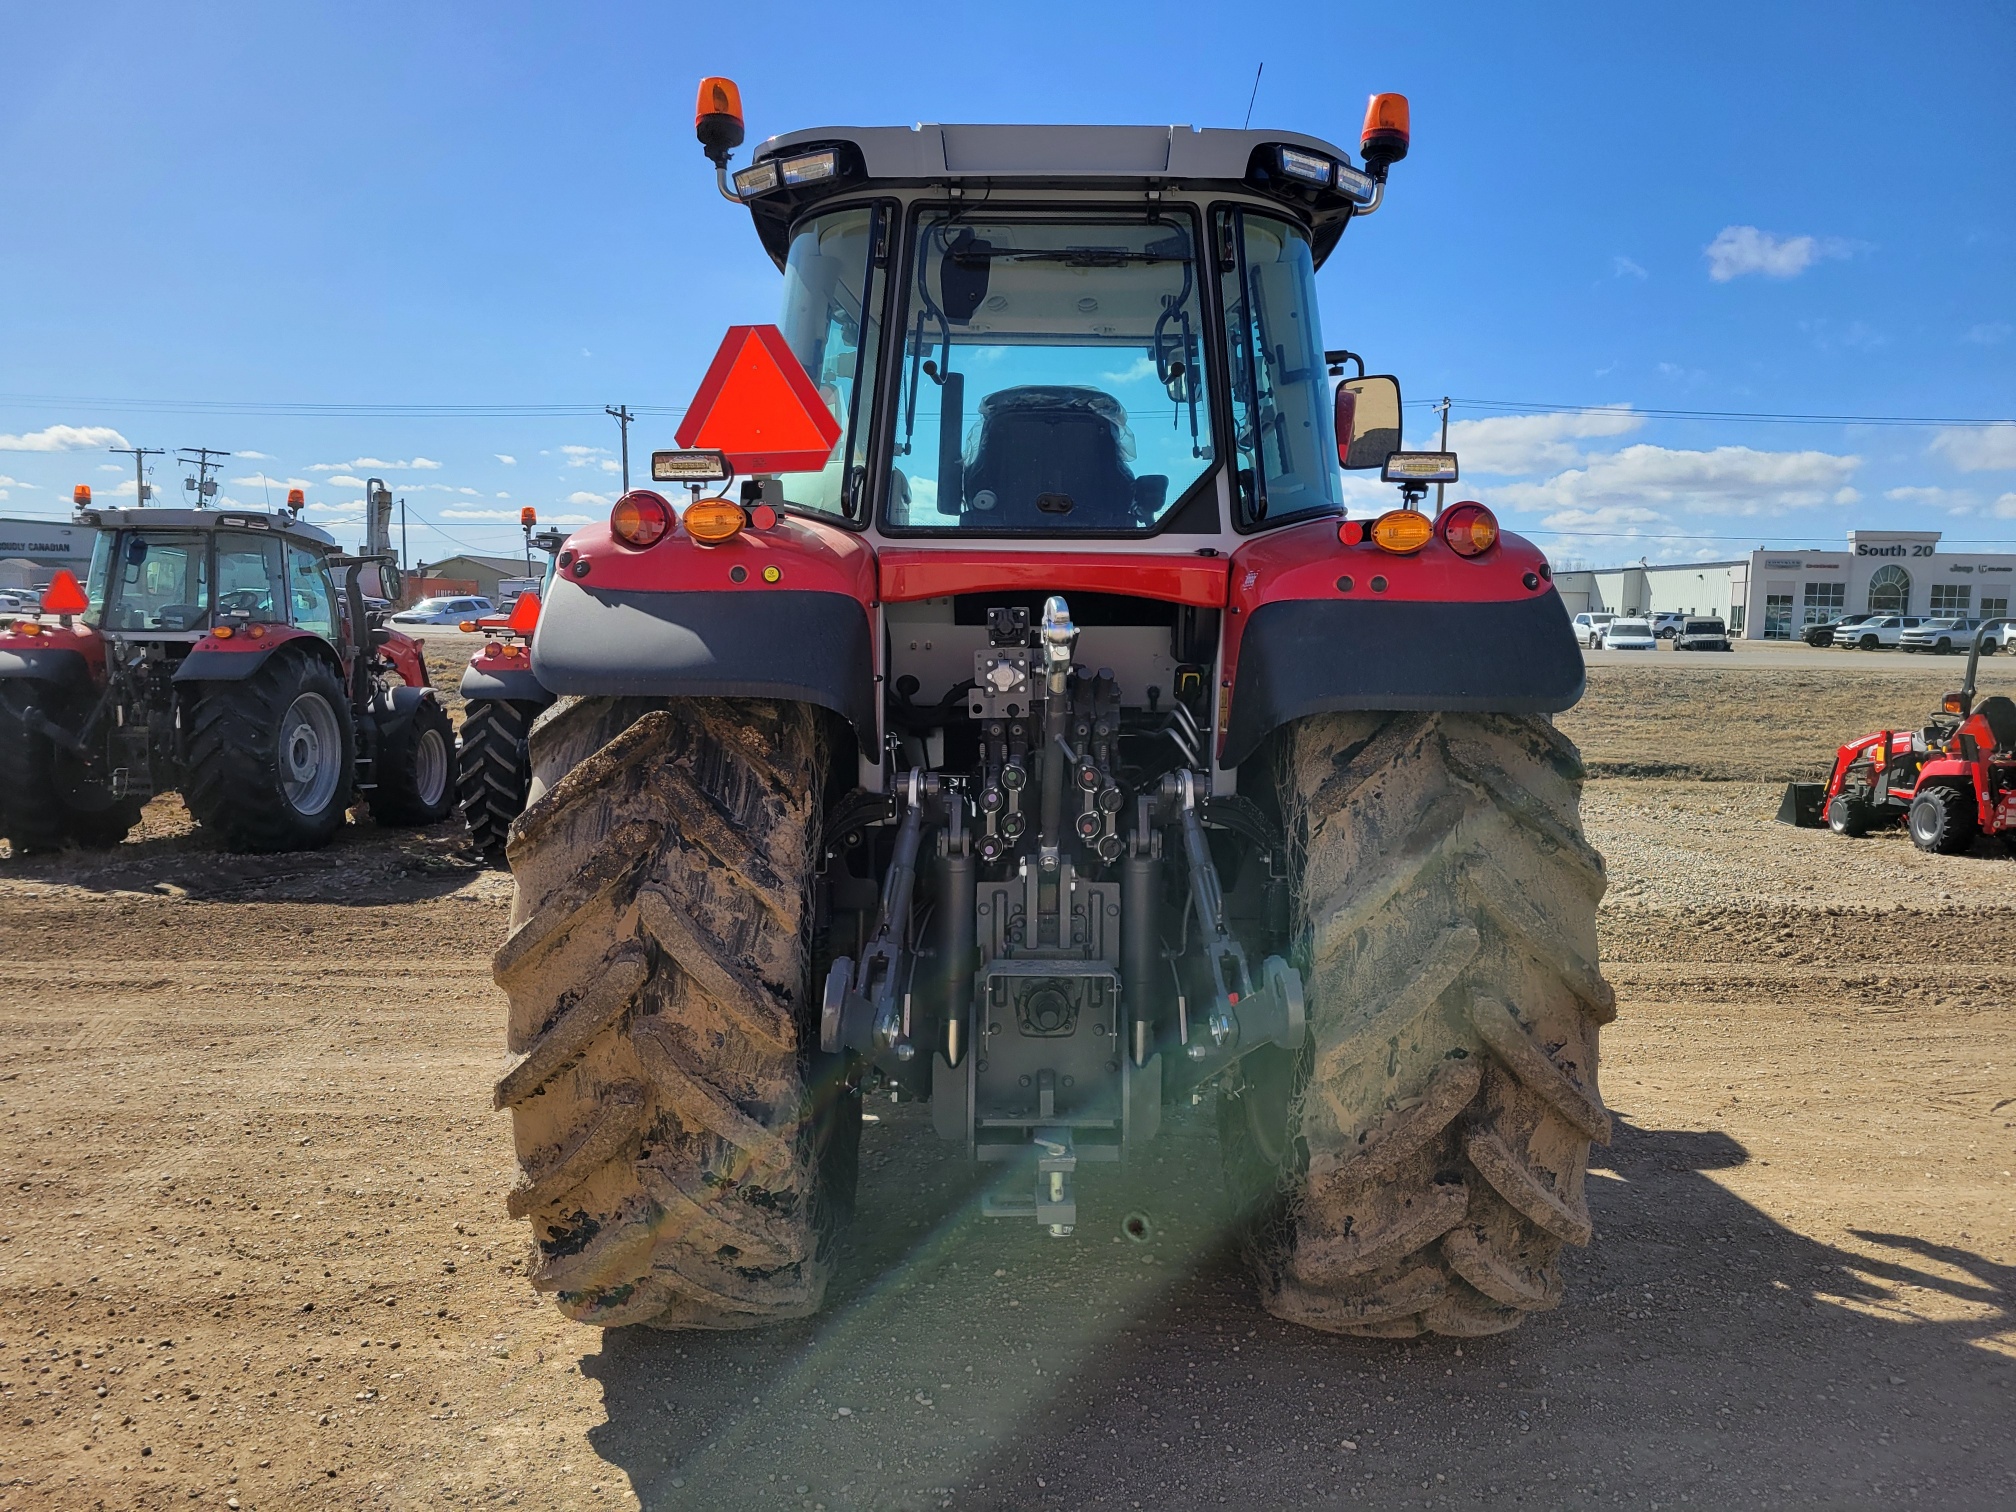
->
(1438, 502), (1499, 558)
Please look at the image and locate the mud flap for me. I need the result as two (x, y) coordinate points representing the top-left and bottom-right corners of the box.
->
(1777, 781), (1825, 827)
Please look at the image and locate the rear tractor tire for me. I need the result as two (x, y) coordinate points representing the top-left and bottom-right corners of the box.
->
(1908, 785), (1977, 855)
(458, 698), (539, 861)
(1230, 711), (1613, 1338)
(494, 695), (847, 1330)
(0, 680), (144, 852)
(368, 695), (456, 827)
(183, 651), (355, 853)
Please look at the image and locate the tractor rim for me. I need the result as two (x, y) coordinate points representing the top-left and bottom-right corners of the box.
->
(413, 725), (449, 809)
(278, 691), (343, 816)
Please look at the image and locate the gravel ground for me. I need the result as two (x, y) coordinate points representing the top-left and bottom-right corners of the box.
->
(0, 661), (2011, 1510)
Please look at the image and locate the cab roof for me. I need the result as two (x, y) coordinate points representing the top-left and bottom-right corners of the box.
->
(74, 506), (339, 549)
(741, 122), (1366, 268)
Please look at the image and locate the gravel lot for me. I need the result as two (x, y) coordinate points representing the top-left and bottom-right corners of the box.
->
(0, 659), (2011, 1510)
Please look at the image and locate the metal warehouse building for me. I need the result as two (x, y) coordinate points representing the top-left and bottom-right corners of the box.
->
(0, 515), (95, 592)
(1553, 530), (2016, 639)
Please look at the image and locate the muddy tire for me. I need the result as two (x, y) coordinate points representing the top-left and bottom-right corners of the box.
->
(494, 695), (843, 1330)
(0, 682), (64, 854)
(368, 695), (456, 827)
(1238, 711), (1613, 1338)
(458, 699), (536, 861)
(183, 652), (354, 853)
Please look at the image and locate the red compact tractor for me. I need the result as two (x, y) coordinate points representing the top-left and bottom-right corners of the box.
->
(0, 490), (455, 853)
(491, 82), (1611, 1342)
(455, 578), (555, 861)
(1781, 624), (2016, 853)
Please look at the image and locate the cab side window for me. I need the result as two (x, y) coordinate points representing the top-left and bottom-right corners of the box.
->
(214, 533), (287, 624)
(288, 544), (337, 638)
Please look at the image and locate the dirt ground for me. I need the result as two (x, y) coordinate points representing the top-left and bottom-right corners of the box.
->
(1, 658), (2013, 1510)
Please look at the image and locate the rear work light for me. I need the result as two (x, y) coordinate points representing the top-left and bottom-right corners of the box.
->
(779, 150), (838, 186)
(1370, 509), (1434, 554)
(1438, 502), (1499, 557)
(683, 497), (747, 545)
(1276, 146), (1335, 185)
(733, 161), (781, 197)
(610, 490), (673, 548)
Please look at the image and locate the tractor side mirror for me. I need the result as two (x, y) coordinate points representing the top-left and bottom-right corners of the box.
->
(1338, 374), (1403, 469)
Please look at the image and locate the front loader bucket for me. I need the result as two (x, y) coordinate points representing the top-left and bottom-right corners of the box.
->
(1777, 781), (1825, 827)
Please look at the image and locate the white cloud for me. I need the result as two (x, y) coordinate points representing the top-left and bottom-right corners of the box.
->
(304, 499), (366, 518)
(1963, 322), (2011, 346)
(0, 475), (37, 488)
(441, 507), (595, 523)
(1539, 504), (1665, 530)
(1494, 444), (1861, 518)
(326, 474), (367, 489)
(230, 472), (313, 490)
(1100, 356), (1159, 385)
(1611, 256), (1647, 280)
(98, 464), (122, 474)
(305, 456), (441, 472)
(1929, 425), (2016, 472)
(1886, 485), (1975, 515)
(494, 491), (511, 499)
(564, 490), (613, 508)
(495, 454), (517, 466)
(1446, 406), (1643, 475)
(561, 445), (614, 471)
(457, 487), (481, 496)
(0, 423), (130, 452)
(1703, 225), (1855, 282)
(236, 449), (273, 460)
(1992, 493), (2016, 519)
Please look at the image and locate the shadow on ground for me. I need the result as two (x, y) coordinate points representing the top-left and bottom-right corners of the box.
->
(577, 1108), (2014, 1511)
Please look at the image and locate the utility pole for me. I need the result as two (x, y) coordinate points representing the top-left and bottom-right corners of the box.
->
(605, 404), (634, 493)
(177, 447), (231, 508)
(108, 445), (163, 507)
(1434, 396), (1452, 512)
(400, 498), (409, 570)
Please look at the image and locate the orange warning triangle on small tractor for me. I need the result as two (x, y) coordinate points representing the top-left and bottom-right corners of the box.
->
(41, 569), (89, 616)
(674, 325), (842, 475)
(506, 590), (541, 636)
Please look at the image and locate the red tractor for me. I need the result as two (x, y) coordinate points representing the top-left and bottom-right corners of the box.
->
(0, 490), (455, 853)
(1782, 624), (2016, 852)
(454, 576), (555, 861)
(492, 82), (1611, 1342)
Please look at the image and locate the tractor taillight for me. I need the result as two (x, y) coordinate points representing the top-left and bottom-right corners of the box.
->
(609, 491), (673, 548)
(1438, 502), (1498, 557)
(682, 497), (747, 546)
(1370, 509), (1433, 555)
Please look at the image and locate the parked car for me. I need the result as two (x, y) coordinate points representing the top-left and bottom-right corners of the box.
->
(1835, 615), (1926, 650)
(1600, 618), (1658, 651)
(1650, 611), (1686, 640)
(1982, 618), (2015, 654)
(0, 590), (39, 616)
(389, 595), (494, 626)
(1899, 617), (1981, 654)
(1805, 612), (1875, 648)
(1674, 616), (1733, 652)
(1572, 611), (1617, 648)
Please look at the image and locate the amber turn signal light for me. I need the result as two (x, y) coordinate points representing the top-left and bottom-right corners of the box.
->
(610, 490), (673, 548)
(1438, 502), (1498, 558)
(1370, 509), (1433, 554)
(683, 497), (747, 545)
(1942, 692), (1967, 714)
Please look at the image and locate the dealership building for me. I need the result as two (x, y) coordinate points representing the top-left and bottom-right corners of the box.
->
(0, 515), (95, 592)
(1552, 530), (2016, 639)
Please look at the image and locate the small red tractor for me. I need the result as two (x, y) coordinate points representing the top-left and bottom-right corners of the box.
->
(0, 489), (455, 853)
(1781, 623), (2016, 853)
(491, 81), (1611, 1342)
(454, 569), (555, 861)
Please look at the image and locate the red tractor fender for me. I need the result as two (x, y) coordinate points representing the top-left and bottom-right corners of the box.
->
(530, 511), (881, 753)
(460, 635), (549, 704)
(0, 620), (105, 689)
(173, 624), (342, 685)
(1216, 517), (1582, 766)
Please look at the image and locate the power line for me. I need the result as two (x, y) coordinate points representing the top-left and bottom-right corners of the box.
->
(1443, 398), (2014, 428)
(0, 393), (688, 419)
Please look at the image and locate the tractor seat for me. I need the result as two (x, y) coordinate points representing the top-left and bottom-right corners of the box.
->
(154, 603), (207, 631)
(963, 386), (1137, 528)
(1977, 694), (2016, 752)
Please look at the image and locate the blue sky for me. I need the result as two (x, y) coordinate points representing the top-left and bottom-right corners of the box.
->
(1, 1), (2011, 567)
